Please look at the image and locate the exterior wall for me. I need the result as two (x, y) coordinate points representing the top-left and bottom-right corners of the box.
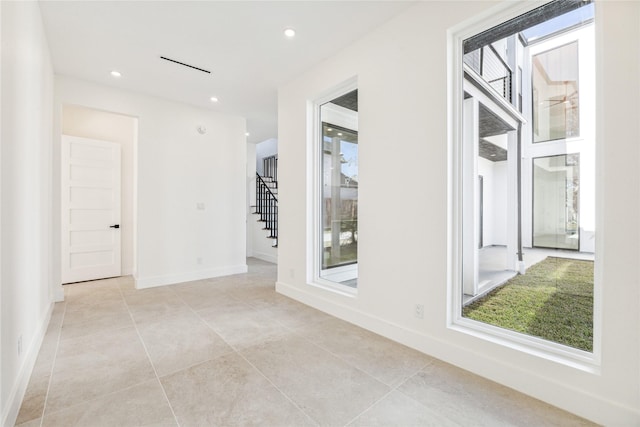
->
(0, 2), (55, 425)
(477, 157), (508, 247)
(521, 25), (596, 252)
(276, 1), (640, 424)
(54, 76), (247, 291)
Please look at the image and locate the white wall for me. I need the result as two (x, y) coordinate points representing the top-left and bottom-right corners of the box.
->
(61, 105), (136, 276)
(477, 157), (507, 247)
(276, 1), (640, 425)
(247, 142), (256, 258)
(255, 138), (277, 176)
(491, 161), (507, 245)
(54, 76), (247, 292)
(1, 2), (54, 425)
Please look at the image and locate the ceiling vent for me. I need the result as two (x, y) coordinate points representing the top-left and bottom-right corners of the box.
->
(160, 56), (211, 74)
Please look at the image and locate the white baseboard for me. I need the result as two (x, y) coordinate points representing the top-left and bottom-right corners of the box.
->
(134, 264), (248, 289)
(251, 251), (277, 264)
(2, 303), (54, 427)
(275, 280), (640, 426)
(52, 284), (64, 302)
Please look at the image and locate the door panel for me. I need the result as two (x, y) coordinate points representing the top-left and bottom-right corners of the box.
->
(61, 135), (121, 283)
(532, 154), (580, 250)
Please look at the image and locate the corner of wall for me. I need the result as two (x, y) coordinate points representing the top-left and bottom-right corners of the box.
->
(134, 264), (248, 289)
(1, 303), (53, 427)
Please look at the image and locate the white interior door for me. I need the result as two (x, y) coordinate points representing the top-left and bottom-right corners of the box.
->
(61, 135), (121, 284)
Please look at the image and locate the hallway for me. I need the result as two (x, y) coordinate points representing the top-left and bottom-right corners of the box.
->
(16, 259), (592, 426)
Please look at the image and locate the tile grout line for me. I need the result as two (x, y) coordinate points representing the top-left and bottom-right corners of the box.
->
(342, 387), (396, 427)
(289, 318), (411, 386)
(37, 300), (68, 427)
(144, 288), (237, 378)
(179, 268), (416, 426)
(178, 277), (321, 426)
(326, 343), (436, 426)
(234, 350), (321, 427)
(169, 265), (431, 427)
(291, 330), (399, 426)
(116, 281), (181, 427)
(236, 294), (437, 426)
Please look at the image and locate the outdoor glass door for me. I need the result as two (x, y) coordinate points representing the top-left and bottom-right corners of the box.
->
(532, 154), (580, 250)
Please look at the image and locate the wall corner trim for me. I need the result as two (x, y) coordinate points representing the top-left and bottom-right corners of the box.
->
(135, 264), (248, 289)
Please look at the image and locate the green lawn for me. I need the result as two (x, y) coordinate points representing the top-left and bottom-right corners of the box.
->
(463, 257), (594, 352)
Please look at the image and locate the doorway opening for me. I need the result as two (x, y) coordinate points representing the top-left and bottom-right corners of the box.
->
(61, 105), (137, 284)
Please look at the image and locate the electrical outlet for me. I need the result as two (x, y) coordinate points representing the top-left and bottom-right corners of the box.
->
(18, 335), (22, 357)
(197, 257), (203, 265)
(414, 304), (424, 319)
(289, 268), (295, 279)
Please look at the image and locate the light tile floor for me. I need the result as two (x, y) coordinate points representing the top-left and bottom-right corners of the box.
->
(16, 258), (595, 426)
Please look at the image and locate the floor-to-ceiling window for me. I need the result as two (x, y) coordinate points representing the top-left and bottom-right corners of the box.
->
(321, 122), (358, 271)
(315, 88), (359, 289)
(453, 0), (597, 356)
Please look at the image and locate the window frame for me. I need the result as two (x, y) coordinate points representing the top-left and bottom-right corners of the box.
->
(307, 77), (359, 297)
(320, 118), (359, 272)
(447, 0), (601, 371)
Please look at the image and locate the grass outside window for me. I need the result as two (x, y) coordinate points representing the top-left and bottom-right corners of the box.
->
(463, 257), (594, 352)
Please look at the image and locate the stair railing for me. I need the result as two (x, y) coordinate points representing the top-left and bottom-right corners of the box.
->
(255, 172), (278, 244)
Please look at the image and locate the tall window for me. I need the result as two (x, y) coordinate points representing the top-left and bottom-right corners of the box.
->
(316, 88), (358, 288)
(532, 42), (580, 142)
(453, 0), (596, 357)
(321, 123), (358, 270)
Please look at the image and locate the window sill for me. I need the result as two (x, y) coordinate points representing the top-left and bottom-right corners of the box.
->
(308, 277), (358, 298)
(450, 317), (600, 374)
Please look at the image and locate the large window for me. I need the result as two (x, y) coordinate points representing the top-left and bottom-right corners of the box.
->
(321, 122), (358, 270)
(452, 0), (596, 360)
(532, 42), (580, 142)
(314, 88), (359, 289)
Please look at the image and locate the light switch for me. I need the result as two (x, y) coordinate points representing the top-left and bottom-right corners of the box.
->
(196, 202), (205, 210)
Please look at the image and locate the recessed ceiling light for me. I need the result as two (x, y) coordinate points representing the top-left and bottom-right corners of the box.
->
(284, 28), (296, 38)
(337, 132), (343, 136)
(245, 132), (250, 137)
(210, 96), (219, 103)
(110, 70), (121, 78)
(327, 128), (333, 131)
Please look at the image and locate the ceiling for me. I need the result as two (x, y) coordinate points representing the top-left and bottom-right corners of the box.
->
(332, 90), (358, 112)
(39, 1), (414, 143)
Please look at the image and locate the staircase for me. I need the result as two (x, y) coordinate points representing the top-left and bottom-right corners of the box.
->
(253, 156), (278, 248)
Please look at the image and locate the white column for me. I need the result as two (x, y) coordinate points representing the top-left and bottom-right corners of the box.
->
(330, 136), (342, 261)
(463, 98), (479, 296)
(506, 130), (520, 273)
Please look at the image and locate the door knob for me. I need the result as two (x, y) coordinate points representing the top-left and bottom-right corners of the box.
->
(109, 224), (120, 229)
